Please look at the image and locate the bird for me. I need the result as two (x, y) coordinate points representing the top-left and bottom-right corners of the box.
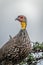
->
(0, 15), (32, 65)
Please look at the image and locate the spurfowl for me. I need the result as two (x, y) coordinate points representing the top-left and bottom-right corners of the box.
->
(0, 15), (32, 65)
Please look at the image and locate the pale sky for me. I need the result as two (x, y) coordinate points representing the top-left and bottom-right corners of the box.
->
(0, 0), (43, 47)
(0, 0), (43, 65)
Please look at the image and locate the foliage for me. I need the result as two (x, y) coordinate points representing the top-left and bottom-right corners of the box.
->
(33, 42), (43, 52)
(19, 42), (43, 65)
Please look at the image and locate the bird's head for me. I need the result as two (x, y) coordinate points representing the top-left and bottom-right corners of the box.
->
(15, 15), (27, 30)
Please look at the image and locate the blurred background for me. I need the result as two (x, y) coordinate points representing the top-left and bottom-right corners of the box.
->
(0, 0), (43, 65)
(0, 0), (43, 50)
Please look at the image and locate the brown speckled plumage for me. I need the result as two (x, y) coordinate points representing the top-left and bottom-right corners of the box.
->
(0, 15), (32, 65)
(0, 30), (31, 65)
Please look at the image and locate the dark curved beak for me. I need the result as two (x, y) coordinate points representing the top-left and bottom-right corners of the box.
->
(15, 18), (18, 21)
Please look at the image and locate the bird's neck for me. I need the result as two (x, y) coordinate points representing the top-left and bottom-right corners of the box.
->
(19, 29), (27, 37)
(21, 21), (27, 30)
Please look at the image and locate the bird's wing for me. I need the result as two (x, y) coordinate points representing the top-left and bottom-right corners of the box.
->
(0, 35), (17, 60)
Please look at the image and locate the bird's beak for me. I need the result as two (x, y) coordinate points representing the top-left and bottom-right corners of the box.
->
(15, 18), (18, 21)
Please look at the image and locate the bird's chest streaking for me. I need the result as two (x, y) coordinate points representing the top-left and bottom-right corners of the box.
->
(16, 30), (32, 56)
(14, 29), (31, 61)
(17, 30), (30, 45)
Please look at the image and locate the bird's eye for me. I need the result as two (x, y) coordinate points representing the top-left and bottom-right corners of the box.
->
(20, 16), (23, 19)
